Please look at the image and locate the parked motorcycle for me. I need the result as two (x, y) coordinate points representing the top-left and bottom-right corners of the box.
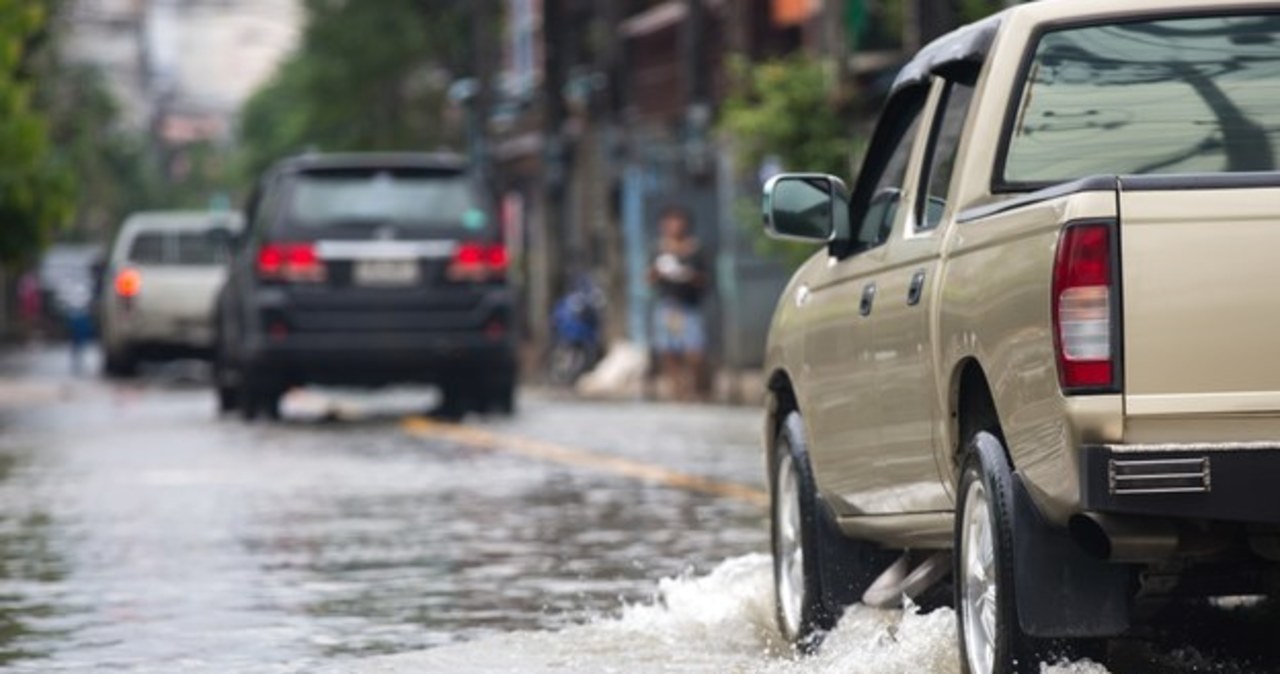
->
(549, 276), (606, 386)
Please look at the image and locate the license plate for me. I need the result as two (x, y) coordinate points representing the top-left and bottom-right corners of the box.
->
(353, 259), (420, 286)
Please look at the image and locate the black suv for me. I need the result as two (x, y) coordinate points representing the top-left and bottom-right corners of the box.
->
(214, 153), (517, 419)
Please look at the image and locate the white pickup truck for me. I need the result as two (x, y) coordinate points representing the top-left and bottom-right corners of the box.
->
(760, 1), (1280, 672)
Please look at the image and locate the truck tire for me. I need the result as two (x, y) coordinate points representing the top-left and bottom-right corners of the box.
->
(955, 432), (1039, 674)
(771, 411), (894, 652)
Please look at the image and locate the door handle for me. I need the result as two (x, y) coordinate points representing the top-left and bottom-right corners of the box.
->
(907, 270), (926, 306)
(860, 283), (877, 317)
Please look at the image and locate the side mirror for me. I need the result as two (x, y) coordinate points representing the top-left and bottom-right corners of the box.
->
(762, 173), (850, 244)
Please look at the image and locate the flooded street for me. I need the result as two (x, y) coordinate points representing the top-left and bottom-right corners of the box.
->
(0, 347), (1274, 673)
(0, 346), (766, 671)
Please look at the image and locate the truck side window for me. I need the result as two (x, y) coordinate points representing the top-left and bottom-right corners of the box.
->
(918, 81), (975, 230)
(849, 99), (924, 254)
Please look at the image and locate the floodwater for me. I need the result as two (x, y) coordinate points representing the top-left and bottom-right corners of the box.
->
(0, 347), (1274, 672)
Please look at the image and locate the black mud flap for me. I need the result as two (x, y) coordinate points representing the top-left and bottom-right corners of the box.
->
(815, 495), (899, 615)
(1012, 474), (1133, 638)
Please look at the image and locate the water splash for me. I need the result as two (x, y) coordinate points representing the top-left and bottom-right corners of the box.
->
(349, 554), (1110, 674)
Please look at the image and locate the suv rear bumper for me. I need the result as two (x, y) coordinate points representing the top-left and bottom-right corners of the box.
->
(245, 332), (516, 386)
(1081, 444), (1280, 524)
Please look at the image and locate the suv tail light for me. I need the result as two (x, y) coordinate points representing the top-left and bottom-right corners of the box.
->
(448, 243), (508, 282)
(257, 242), (326, 283)
(114, 267), (142, 299)
(1052, 222), (1118, 391)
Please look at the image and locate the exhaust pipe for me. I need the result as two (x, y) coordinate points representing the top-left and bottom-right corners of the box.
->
(1069, 513), (1178, 562)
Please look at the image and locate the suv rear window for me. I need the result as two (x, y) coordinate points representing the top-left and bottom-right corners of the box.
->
(287, 170), (480, 228)
(1002, 14), (1280, 187)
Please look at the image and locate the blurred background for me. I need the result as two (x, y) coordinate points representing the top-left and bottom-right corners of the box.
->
(2, 0), (1020, 392)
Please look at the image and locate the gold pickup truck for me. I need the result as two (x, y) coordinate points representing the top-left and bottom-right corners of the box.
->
(760, 1), (1280, 672)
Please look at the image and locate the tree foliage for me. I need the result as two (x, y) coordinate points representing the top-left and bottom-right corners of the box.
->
(720, 55), (859, 267)
(239, 0), (469, 178)
(35, 60), (169, 237)
(958, 0), (1009, 23)
(0, 0), (73, 265)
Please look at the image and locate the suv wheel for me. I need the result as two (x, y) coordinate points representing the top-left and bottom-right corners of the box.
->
(771, 410), (894, 652)
(239, 375), (283, 422)
(956, 432), (1037, 674)
(103, 346), (137, 379)
(484, 374), (517, 416)
(213, 350), (239, 413)
(435, 381), (471, 421)
(238, 378), (260, 421)
(217, 385), (239, 414)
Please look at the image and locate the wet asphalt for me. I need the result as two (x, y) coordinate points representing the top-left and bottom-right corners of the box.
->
(0, 345), (765, 672)
(0, 346), (1277, 673)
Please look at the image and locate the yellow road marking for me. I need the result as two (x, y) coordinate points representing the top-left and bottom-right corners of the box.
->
(400, 416), (768, 507)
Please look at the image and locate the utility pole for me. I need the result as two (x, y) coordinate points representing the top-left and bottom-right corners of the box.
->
(682, 0), (712, 185)
(594, 0), (628, 343)
(682, 0), (719, 393)
(537, 0), (570, 357)
(470, 0), (497, 185)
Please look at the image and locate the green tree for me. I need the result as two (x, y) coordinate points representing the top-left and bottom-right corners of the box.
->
(720, 55), (860, 267)
(239, 0), (469, 178)
(35, 60), (168, 237)
(957, 0), (1009, 23)
(0, 0), (74, 264)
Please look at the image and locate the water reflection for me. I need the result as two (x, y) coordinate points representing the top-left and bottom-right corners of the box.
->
(1006, 14), (1280, 184)
(242, 442), (763, 660)
(0, 449), (76, 666)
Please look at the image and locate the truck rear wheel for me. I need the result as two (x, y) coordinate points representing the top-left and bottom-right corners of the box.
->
(771, 411), (894, 652)
(956, 432), (1038, 674)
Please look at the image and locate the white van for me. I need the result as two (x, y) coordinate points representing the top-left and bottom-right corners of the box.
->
(100, 211), (242, 377)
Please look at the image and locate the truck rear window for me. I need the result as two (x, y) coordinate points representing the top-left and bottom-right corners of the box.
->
(1002, 14), (1280, 187)
(287, 171), (481, 228)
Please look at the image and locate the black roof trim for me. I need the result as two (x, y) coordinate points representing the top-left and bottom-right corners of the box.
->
(1118, 172), (1280, 191)
(962, 171), (1280, 223)
(891, 11), (1005, 94)
(274, 152), (469, 174)
(958, 175), (1117, 223)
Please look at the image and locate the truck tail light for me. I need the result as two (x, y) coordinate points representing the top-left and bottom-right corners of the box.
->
(114, 267), (142, 299)
(448, 243), (508, 282)
(1052, 222), (1118, 391)
(257, 242), (326, 283)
